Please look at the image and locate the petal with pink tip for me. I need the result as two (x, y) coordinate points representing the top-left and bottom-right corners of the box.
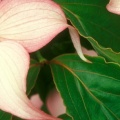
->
(0, 0), (87, 62)
(68, 26), (89, 62)
(0, 41), (29, 92)
(0, 0), (68, 52)
(106, 0), (120, 15)
(0, 41), (59, 120)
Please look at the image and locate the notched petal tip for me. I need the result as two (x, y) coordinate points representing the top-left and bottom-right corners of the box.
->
(68, 26), (91, 63)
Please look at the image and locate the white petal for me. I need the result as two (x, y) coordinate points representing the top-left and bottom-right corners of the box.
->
(0, 0), (68, 52)
(0, 41), (59, 120)
(0, 41), (29, 92)
(106, 0), (120, 14)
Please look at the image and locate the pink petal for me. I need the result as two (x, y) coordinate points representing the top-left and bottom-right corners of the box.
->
(30, 94), (43, 109)
(0, 0), (68, 52)
(47, 89), (66, 117)
(0, 0), (87, 62)
(68, 26), (89, 62)
(0, 41), (60, 120)
(106, 0), (120, 15)
(82, 47), (97, 56)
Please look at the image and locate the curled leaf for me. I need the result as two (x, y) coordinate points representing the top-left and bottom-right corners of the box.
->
(0, 41), (59, 120)
(106, 0), (120, 15)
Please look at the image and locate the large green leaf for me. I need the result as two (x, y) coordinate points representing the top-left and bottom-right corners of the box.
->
(55, 0), (120, 63)
(26, 59), (40, 94)
(87, 37), (120, 64)
(35, 64), (55, 102)
(0, 111), (12, 120)
(50, 54), (120, 120)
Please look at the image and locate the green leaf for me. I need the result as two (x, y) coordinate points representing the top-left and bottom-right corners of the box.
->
(26, 59), (40, 95)
(12, 116), (22, 120)
(88, 37), (120, 64)
(35, 64), (55, 102)
(50, 54), (120, 120)
(0, 110), (12, 120)
(59, 114), (72, 120)
(55, 0), (120, 63)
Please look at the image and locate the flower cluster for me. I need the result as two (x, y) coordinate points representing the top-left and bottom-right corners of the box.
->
(0, 0), (86, 119)
(0, 0), (117, 119)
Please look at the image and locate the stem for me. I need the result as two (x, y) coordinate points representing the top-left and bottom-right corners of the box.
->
(35, 51), (47, 63)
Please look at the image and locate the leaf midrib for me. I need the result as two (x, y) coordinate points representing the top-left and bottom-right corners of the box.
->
(52, 60), (120, 119)
(63, 6), (120, 40)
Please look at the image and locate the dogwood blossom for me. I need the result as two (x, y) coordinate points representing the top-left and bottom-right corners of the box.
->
(0, 0), (86, 119)
(0, 0), (86, 61)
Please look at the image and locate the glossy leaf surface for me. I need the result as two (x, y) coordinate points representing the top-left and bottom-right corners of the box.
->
(0, 111), (12, 120)
(27, 59), (40, 94)
(50, 54), (120, 120)
(55, 0), (120, 63)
